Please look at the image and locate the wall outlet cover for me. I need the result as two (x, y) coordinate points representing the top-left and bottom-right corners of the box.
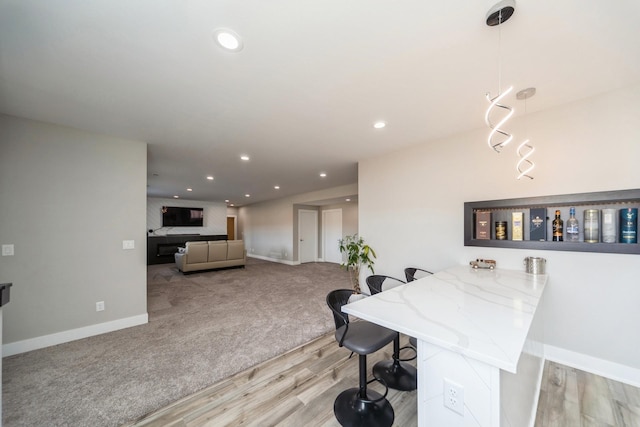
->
(444, 378), (464, 416)
(2, 244), (15, 256)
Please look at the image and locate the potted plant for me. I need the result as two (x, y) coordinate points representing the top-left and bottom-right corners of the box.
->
(338, 234), (376, 294)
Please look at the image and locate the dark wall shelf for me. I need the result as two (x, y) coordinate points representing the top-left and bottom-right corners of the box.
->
(464, 189), (640, 255)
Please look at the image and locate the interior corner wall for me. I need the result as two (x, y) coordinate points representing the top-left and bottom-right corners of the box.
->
(239, 184), (357, 263)
(147, 197), (227, 235)
(0, 114), (148, 352)
(358, 84), (640, 373)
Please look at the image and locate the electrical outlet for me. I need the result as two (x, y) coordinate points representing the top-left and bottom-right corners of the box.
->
(444, 378), (464, 415)
(96, 301), (105, 312)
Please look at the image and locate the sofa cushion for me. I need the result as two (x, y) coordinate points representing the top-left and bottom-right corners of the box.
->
(227, 240), (244, 260)
(185, 241), (208, 264)
(208, 241), (228, 262)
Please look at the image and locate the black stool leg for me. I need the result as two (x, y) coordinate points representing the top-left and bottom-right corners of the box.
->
(334, 354), (394, 427)
(373, 334), (418, 391)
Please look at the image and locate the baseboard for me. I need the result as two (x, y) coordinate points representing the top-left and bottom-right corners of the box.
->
(544, 344), (640, 388)
(2, 313), (148, 357)
(247, 254), (297, 265)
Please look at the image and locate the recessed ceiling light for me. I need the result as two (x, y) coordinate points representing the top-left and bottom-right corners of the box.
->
(187, 188), (193, 192)
(345, 198), (351, 202)
(240, 155), (250, 161)
(373, 121), (386, 129)
(320, 172), (327, 178)
(213, 28), (243, 52)
(245, 194), (250, 197)
(225, 199), (230, 203)
(206, 176), (214, 180)
(274, 185), (280, 190)
(173, 195), (179, 199)
(230, 203), (235, 207)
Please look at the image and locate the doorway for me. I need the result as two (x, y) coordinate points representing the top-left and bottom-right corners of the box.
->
(298, 210), (318, 263)
(227, 216), (237, 240)
(322, 209), (342, 264)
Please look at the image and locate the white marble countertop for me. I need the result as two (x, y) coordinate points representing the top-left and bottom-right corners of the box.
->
(342, 265), (548, 373)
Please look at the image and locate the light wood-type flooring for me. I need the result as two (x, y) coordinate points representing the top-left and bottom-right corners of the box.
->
(534, 361), (640, 427)
(125, 332), (640, 427)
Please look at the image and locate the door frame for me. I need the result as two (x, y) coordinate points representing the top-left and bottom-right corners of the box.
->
(298, 209), (318, 263)
(321, 208), (342, 264)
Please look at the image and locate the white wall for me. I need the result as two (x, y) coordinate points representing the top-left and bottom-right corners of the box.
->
(322, 201), (358, 239)
(240, 199), (295, 261)
(0, 115), (148, 354)
(147, 197), (227, 235)
(359, 85), (640, 378)
(239, 184), (357, 263)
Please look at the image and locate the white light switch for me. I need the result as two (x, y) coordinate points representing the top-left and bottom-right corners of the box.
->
(122, 240), (135, 250)
(2, 244), (14, 256)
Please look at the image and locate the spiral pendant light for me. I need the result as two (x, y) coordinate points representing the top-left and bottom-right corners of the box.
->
(515, 87), (536, 179)
(485, 86), (514, 152)
(484, 0), (516, 153)
(516, 139), (535, 179)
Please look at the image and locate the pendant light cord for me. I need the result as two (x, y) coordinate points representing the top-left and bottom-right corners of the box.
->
(497, 9), (503, 95)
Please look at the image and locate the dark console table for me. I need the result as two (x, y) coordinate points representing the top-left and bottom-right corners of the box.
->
(0, 283), (12, 307)
(147, 234), (227, 265)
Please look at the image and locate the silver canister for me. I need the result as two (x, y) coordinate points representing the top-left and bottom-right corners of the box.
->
(584, 209), (599, 243)
(524, 256), (546, 274)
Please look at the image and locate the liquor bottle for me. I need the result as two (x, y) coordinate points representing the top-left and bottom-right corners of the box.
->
(566, 207), (579, 242)
(602, 209), (617, 243)
(552, 210), (563, 241)
(620, 208), (638, 244)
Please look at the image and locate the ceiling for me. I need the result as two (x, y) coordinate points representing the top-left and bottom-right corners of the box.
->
(1, 1), (639, 206)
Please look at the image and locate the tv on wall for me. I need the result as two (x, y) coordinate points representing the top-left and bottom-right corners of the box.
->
(161, 206), (204, 227)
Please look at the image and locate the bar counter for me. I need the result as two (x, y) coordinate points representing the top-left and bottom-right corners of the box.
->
(343, 265), (548, 427)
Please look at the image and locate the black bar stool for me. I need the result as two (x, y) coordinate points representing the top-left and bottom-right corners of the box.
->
(365, 275), (418, 391)
(404, 267), (434, 283)
(326, 289), (397, 427)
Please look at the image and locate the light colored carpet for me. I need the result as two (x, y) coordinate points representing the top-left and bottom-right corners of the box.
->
(2, 258), (351, 426)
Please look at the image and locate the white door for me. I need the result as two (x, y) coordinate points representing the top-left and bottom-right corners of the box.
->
(299, 210), (318, 263)
(322, 209), (342, 264)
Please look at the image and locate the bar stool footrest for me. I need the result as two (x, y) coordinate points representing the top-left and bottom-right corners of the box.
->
(334, 387), (394, 427)
(373, 359), (418, 391)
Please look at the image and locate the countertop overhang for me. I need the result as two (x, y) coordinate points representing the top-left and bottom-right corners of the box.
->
(342, 265), (547, 373)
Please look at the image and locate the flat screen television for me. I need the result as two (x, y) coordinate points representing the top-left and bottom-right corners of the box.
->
(161, 206), (204, 227)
